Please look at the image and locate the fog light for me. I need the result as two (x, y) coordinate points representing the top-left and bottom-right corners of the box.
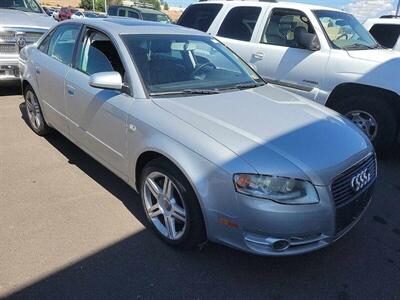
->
(271, 239), (290, 251)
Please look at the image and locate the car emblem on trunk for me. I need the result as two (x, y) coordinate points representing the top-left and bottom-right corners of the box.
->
(350, 168), (371, 192)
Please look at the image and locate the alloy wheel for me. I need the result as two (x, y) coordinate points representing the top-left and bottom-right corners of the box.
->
(25, 90), (43, 131)
(346, 110), (378, 141)
(143, 171), (187, 240)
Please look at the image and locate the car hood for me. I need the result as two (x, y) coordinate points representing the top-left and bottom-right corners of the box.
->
(0, 9), (55, 29)
(153, 85), (372, 185)
(347, 49), (400, 63)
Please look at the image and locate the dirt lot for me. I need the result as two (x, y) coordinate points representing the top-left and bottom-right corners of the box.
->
(1, 85), (399, 299)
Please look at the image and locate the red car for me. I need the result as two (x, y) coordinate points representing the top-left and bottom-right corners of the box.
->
(58, 7), (79, 21)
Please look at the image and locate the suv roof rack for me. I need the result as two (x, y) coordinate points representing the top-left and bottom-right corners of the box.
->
(380, 15), (400, 19)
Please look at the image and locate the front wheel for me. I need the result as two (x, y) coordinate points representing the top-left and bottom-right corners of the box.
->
(333, 95), (398, 155)
(139, 158), (206, 249)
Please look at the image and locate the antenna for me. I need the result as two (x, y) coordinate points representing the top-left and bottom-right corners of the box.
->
(397, 0), (400, 17)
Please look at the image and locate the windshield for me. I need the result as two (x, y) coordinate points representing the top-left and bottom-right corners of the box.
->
(314, 10), (379, 50)
(122, 34), (263, 95)
(0, 0), (42, 13)
(141, 12), (171, 23)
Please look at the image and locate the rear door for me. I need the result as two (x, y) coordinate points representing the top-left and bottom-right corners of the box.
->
(65, 27), (131, 178)
(33, 23), (81, 135)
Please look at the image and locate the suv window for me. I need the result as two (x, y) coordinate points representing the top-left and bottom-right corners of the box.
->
(76, 29), (125, 78)
(127, 10), (140, 19)
(370, 24), (400, 48)
(218, 6), (261, 41)
(118, 8), (126, 17)
(47, 24), (81, 65)
(177, 4), (222, 32)
(262, 9), (316, 48)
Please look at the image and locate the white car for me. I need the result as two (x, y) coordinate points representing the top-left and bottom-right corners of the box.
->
(364, 16), (400, 51)
(71, 11), (101, 19)
(178, 1), (400, 154)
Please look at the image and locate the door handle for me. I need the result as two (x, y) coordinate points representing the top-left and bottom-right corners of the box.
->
(35, 66), (40, 74)
(253, 52), (264, 60)
(66, 85), (75, 96)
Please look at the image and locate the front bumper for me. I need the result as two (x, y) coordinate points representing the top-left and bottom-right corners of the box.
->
(209, 182), (375, 256)
(0, 56), (20, 81)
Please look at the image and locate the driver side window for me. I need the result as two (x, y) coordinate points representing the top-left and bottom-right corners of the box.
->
(262, 9), (315, 49)
(76, 29), (125, 78)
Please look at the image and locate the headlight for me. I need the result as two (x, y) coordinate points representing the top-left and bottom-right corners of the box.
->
(234, 174), (319, 204)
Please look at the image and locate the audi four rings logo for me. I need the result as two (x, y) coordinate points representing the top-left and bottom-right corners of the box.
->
(350, 168), (372, 192)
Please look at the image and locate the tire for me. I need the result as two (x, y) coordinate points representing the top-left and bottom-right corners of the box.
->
(139, 158), (206, 249)
(332, 95), (398, 155)
(24, 87), (51, 136)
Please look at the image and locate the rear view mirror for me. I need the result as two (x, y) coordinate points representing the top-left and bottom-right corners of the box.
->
(294, 28), (321, 51)
(89, 71), (123, 90)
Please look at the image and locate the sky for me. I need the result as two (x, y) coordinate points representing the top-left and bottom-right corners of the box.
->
(166, 0), (399, 21)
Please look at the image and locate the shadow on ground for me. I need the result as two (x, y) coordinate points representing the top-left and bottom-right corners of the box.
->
(0, 82), (21, 96)
(8, 104), (400, 300)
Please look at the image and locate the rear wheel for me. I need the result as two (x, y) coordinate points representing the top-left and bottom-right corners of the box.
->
(24, 87), (51, 136)
(333, 95), (398, 155)
(140, 158), (206, 249)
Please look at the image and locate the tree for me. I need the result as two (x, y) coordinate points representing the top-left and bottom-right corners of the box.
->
(163, 2), (169, 10)
(79, 0), (122, 12)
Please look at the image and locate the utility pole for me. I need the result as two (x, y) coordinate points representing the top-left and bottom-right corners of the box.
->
(93, 0), (95, 12)
(397, 0), (400, 17)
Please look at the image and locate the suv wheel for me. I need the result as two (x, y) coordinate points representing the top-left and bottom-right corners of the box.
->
(139, 158), (206, 249)
(334, 95), (397, 155)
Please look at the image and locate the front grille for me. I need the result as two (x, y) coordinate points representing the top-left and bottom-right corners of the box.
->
(0, 44), (17, 54)
(331, 154), (377, 206)
(0, 29), (45, 55)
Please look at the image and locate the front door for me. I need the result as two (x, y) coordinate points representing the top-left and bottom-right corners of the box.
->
(65, 28), (131, 177)
(250, 8), (329, 101)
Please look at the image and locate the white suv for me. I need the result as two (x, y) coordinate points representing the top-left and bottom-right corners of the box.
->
(178, 0), (400, 153)
(364, 16), (400, 51)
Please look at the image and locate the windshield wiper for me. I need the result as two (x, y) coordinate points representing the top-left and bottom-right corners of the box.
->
(149, 89), (220, 96)
(343, 43), (378, 50)
(235, 82), (265, 89)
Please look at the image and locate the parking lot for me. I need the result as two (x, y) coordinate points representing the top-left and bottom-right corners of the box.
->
(0, 84), (399, 299)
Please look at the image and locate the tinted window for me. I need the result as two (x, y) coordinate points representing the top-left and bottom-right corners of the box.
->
(48, 25), (80, 65)
(370, 24), (400, 48)
(177, 4), (222, 32)
(77, 30), (125, 77)
(127, 10), (140, 19)
(108, 6), (117, 15)
(118, 9), (126, 17)
(218, 6), (261, 41)
(38, 31), (53, 53)
(262, 9), (316, 48)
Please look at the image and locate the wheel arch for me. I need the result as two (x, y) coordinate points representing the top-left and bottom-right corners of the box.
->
(133, 148), (213, 236)
(326, 83), (400, 120)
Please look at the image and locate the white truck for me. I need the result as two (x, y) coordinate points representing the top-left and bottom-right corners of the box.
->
(0, 0), (55, 81)
(178, 0), (400, 153)
(364, 16), (400, 51)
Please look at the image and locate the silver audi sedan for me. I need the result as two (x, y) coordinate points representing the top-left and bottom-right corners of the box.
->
(19, 18), (376, 255)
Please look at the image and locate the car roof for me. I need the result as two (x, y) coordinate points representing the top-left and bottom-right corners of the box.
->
(65, 18), (206, 36)
(192, 1), (342, 13)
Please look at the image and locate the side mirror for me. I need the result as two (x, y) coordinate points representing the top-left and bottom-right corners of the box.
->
(89, 71), (123, 90)
(294, 28), (321, 51)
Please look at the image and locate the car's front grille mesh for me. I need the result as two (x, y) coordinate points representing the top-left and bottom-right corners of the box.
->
(24, 32), (44, 43)
(331, 154), (376, 206)
(0, 31), (16, 43)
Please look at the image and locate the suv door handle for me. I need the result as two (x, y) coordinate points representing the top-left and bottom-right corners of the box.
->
(66, 85), (75, 96)
(253, 52), (264, 60)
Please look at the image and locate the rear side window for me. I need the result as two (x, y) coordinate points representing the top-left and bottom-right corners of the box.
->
(47, 24), (81, 65)
(108, 6), (117, 16)
(369, 24), (400, 48)
(127, 10), (140, 19)
(177, 4), (222, 32)
(118, 9), (126, 17)
(218, 6), (261, 41)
